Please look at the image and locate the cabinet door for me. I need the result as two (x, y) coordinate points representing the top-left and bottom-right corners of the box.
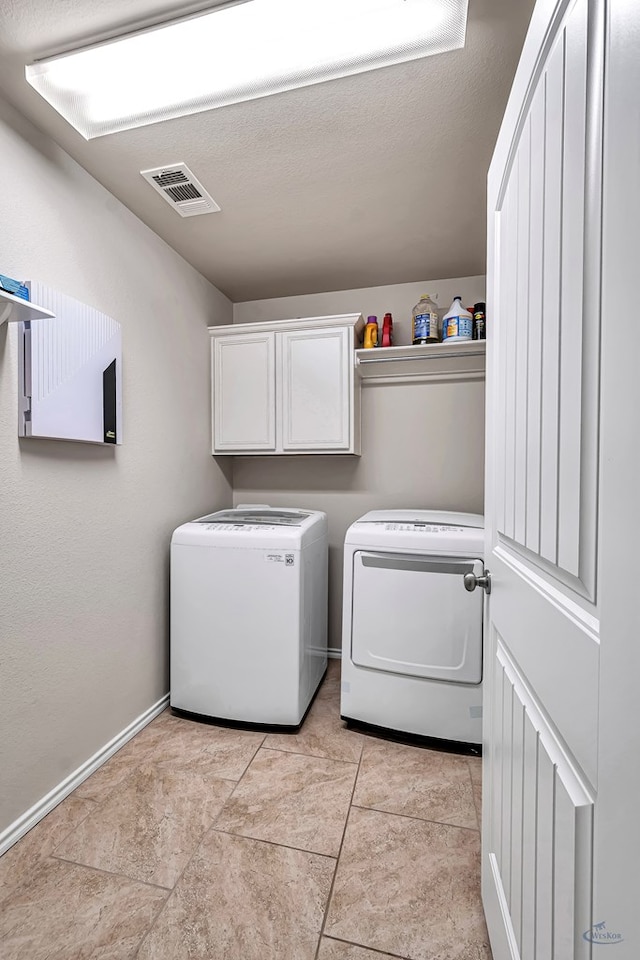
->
(280, 327), (352, 451)
(212, 332), (275, 452)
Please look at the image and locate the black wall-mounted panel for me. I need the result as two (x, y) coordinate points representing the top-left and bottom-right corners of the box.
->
(103, 359), (117, 444)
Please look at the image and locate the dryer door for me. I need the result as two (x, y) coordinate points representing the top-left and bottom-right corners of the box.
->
(350, 551), (483, 683)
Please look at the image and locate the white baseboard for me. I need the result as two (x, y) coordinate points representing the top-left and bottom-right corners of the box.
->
(328, 649), (342, 659)
(0, 693), (169, 858)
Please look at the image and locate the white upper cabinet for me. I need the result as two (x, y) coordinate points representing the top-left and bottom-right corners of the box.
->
(280, 326), (352, 451)
(213, 332), (276, 452)
(209, 314), (363, 455)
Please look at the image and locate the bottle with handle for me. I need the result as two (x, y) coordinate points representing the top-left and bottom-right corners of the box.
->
(412, 294), (439, 344)
(363, 316), (379, 349)
(442, 296), (473, 342)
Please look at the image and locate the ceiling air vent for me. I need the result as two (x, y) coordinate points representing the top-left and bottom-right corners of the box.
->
(140, 163), (221, 217)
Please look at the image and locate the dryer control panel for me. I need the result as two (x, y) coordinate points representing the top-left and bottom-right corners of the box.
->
(380, 522), (467, 533)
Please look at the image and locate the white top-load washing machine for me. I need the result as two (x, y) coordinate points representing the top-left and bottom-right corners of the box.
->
(341, 510), (484, 746)
(171, 506), (328, 728)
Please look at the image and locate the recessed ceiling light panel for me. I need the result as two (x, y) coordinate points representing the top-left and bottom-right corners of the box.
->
(25, 0), (469, 140)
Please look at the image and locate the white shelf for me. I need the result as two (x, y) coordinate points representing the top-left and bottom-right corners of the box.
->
(0, 289), (55, 326)
(355, 340), (486, 384)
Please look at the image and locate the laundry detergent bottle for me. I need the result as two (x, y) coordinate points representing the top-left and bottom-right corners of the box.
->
(442, 296), (473, 342)
(381, 312), (393, 347)
(363, 316), (379, 349)
(412, 294), (439, 344)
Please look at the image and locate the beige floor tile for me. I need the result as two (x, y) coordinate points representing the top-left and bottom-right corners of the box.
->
(54, 760), (234, 888)
(145, 716), (264, 779)
(318, 937), (400, 959)
(73, 713), (199, 803)
(215, 748), (356, 856)
(325, 807), (491, 960)
(353, 739), (477, 829)
(316, 662), (341, 702)
(0, 795), (97, 904)
(264, 697), (364, 763)
(326, 658), (342, 677)
(468, 758), (483, 831)
(137, 830), (335, 960)
(199, 726), (266, 777)
(0, 858), (167, 960)
(74, 725), (168, 802)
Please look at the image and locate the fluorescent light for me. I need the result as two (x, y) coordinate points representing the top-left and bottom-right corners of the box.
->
(26, 0), (468, 140)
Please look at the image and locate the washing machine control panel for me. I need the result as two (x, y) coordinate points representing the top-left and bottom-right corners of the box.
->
(203, 523), (282, 532)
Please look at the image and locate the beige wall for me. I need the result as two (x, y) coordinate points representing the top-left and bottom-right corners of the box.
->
(233, 275), (486, 344)
(0, 97), (232, 835)
(232, 278), (486, 651)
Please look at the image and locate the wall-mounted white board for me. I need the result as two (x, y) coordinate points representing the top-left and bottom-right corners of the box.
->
(18, 283), (122, 445)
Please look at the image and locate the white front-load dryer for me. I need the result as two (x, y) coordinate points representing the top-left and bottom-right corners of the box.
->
(341, 510), (484, 746)
(171, 506), (328, 728)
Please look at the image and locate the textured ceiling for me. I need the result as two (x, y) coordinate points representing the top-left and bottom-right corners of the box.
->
(0, 0), (534, 301)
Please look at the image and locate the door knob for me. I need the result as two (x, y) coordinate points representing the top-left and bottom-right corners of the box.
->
(463, 570), (491, 595)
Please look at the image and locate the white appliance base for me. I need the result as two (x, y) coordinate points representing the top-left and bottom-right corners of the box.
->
(171, 667), (327, 732)
(341, 663), (483, 746)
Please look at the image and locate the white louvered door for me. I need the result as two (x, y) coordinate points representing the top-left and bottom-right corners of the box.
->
(484, 0), (608, 956)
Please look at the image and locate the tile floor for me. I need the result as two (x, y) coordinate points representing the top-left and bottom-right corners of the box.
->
(0, 660), (490, 960)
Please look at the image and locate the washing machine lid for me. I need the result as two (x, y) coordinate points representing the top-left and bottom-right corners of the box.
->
(196, 508), (311, 527)
(172, 506), (327, 547)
